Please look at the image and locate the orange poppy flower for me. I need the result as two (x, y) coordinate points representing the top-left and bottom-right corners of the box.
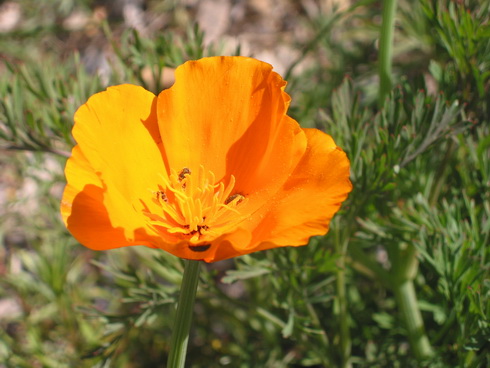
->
(61, 56), (352, 262)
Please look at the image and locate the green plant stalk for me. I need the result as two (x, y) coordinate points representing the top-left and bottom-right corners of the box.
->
(167, 260), (201, 368)
(336, 258), (351, 368)
(392, 244), (433, 360)
(334, 225), (351, 368)
(393, 279), (433, 359)
(378, 0), (399, 106)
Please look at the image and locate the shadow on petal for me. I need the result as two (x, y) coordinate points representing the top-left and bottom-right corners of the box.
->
(140, 96), (170, 173)
(66, 184), (162, 251)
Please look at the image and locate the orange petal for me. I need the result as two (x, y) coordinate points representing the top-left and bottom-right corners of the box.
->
(61, 146), (163, 249)
(157, 228), (252, 262)
(62, 85), (167, 250)
(156, 56), (307, 203)
(239, 128), (352, 252)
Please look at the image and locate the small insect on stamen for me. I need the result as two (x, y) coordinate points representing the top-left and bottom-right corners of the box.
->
(155, 190), (168, 202)
(225, 193), (245, 205)
(178, 167), (191, 189)
(178, 167), (191, 181)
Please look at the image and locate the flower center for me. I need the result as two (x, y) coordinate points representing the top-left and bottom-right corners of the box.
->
(145, 166), (245, 244)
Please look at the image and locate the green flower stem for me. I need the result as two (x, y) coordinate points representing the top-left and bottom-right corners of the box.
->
(378, 0), (398, 106)
(392, 244), (433, 360)
(336, 256), (351, 368)
(334, 224), (351, 368)
(167, 260), (201, 368)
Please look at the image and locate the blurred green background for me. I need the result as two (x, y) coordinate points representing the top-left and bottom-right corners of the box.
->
(0, 0), (489, 367)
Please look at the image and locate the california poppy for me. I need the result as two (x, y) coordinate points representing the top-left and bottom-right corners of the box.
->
(61, 56), (352, 262)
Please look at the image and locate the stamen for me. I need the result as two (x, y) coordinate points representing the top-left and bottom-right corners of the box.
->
(144, 166), (247, 245)
(156, 190), (168, 203)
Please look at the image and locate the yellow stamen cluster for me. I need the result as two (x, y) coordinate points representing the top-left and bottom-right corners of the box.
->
(147, 166), (245, 243)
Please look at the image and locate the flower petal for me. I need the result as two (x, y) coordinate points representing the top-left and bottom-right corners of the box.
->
(156, 56), (307, 200)
(61, 146), (162, 249)
(238, 128), (352, 253)
(157, 228), (252, 262)
(62, 84), (167, 250)
(73, 84), (165, 200)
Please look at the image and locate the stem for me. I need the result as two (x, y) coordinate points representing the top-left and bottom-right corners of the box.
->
(334, 225), (351, 368)
(378, 0), (398, 106)
(167, 260), (201, 368)
(393, 280), (433, 359)
(336, 257), (351, 368)
(392, 244), (433, 360)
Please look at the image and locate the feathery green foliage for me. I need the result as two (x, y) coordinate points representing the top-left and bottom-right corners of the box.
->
(0, 0), (489, 367)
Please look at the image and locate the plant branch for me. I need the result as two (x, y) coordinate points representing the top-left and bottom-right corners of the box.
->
(378, 0), (398, 106)
(391, 243), (433, 360)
